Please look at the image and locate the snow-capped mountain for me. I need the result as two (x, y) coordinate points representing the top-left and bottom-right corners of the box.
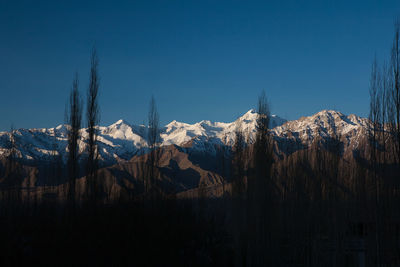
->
(0, 109), (369, 164)
(269, 110), (370, 158)
(162, 109), (286, 147)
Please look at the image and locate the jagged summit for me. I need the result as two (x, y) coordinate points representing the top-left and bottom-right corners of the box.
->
(237, 109), (257, 122)
(315, 109), (344, 115)
(242, 108), (257, 116)
(110, 119), (130, 127)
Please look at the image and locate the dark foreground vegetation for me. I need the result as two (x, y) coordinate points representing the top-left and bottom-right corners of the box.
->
(1, 20), (400, 267)
(0, 200), (232, 266)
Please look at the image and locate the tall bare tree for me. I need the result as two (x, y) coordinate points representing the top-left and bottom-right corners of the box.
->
(366, 20), (400, 264)
(4, 125), (22, 205)
(231, 121), (248, 266)
(147, 96), (160, 197)
(86, 48), (100, 202)
(247, 90), (276, 265)
(5, 125), (18, 179)
(369, 57), (382, 265)
(389, 20), (400, 165)
(232, 122), (246, 199)
(67, 73), (82, 204)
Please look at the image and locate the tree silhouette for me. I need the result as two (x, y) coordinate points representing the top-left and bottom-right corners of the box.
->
(66, 73), (82, 206)
(147, 95), (160, 198)
(246, 90), (276, 265)
(390, 20), (400, 164)
(86, 47), (100, 203)
(231, 120), (248, 266)
(232, 121), (246, 199)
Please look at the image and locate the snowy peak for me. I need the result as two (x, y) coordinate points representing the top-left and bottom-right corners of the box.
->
(110, 119), (130, 127)
(160, 110), (287, 147)
(102, 119), (141, 141)
(236, 109), (286, 128)
(238, 109), (257, 121)
(107, 119), (132, 132)
(272, 110), (368, 152)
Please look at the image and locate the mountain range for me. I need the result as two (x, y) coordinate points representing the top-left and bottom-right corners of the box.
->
(0, 109), (372, 199)
(0, 109), (369, 164)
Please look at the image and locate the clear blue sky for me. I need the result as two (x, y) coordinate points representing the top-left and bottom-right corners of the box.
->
(1, 0), (400, 130)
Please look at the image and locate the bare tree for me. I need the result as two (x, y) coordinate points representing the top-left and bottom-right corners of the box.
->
(366, 19), (400, 264)
(4, 125), (22, 205)
(218, 136), (227, 196)
(390, 20), (400, 164)
(232, 122), (246, 199)
(369, 57), (382, 265)
(86, 47), (100, 202)
(231, 121), (248, 266)
(250, 91), (274, 202)
(5, 125), (18, 179)
(51, 134), (63, 200)
(247, 90), (276, 265)
(147, 96), (160, 197)
(67, 73), (82, 205)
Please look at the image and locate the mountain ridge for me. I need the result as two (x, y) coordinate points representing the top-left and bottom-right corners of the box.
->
(0, 109), (368, 164)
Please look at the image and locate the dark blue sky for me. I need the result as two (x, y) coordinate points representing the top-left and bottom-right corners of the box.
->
(1, 0), (400, 130)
